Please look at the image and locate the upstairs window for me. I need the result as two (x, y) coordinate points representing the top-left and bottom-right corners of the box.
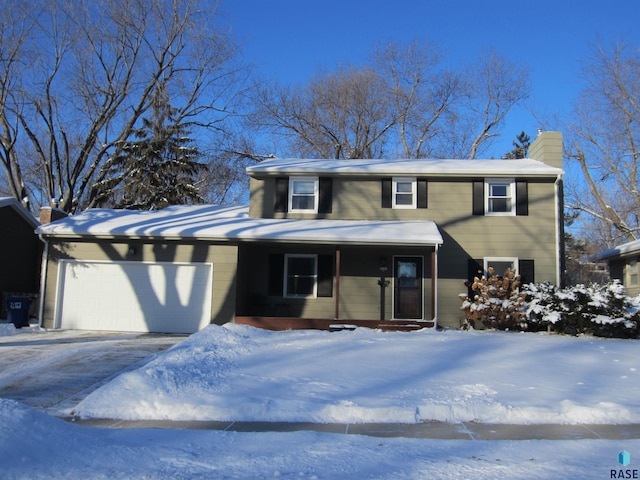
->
(485, 179), (514, 215)
(473, 178), (527, 216)
(382, 178), (427, 209)
(393, 177), (417, 208)
(289, 177), (318, 213)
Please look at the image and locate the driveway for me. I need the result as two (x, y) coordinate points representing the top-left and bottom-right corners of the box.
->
(0, 328), (186, 416)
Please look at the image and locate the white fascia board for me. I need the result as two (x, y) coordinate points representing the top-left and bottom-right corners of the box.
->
(246, 158), (563, 178)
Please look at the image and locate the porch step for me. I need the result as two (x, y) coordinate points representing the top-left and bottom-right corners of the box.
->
(235, 316), (434, 332)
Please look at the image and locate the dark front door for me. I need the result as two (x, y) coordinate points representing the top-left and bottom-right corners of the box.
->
(394, 256), (423, 319)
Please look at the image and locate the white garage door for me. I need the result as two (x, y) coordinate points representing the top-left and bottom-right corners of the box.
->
(55, 260), (213, 333)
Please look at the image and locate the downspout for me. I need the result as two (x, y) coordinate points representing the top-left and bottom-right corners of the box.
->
(37, 234), (49, 328)
(432, 243), (439, 329)
(554, 174), (565, 287)
(334, 245), (341, 321)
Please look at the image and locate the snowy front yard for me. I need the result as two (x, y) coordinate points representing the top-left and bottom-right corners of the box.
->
(72, 324), (640, 425)
(2, 324), (640, 479)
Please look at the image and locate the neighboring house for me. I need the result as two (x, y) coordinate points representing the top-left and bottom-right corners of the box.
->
(0, 197), (41, 319)
(597, 239), (640, 297)
(36, 131), (564, 333)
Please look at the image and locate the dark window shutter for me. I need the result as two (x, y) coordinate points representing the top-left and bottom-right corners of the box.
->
(382, 179), (392, 208)
(472, 180), (484, 216)
(518, 259), (535, 285)
(417, 178), (428, 209)
(317, 254), (334, 297)
(318, 177), (333, 214)
(274, 177), (289, 213)
(467, 258), (484, 297)
(516, 180), (528, 216)
(268, 254), (284, 296)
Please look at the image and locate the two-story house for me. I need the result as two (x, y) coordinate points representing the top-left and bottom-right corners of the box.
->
(36, 131), (564, 333)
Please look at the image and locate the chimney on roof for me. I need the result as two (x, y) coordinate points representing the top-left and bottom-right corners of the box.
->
(39, 200), (68, 225)
(529, 131), (563, 170)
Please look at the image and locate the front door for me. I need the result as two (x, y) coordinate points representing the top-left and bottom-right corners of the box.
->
(393, 256), (423, 319)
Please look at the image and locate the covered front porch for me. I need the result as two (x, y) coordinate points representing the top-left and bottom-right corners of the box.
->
(235, 241), (442, 331)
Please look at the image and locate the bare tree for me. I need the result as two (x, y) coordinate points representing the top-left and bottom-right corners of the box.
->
(251, 42), (529, 161)
(374, 40), (460, 158)
(0, 0), (244, 213)
(0, 0), (34, 207)
(252, 66), (395, 159)
(460, 50), (531, 159)
(565, 40), (640, 244)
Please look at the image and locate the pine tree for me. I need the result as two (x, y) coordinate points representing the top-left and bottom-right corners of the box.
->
(92, 83), (207, 210)
(502, 131), (531, 159)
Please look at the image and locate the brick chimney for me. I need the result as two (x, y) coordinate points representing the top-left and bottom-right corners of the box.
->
(39, 200), (68, 224)
(529, 131), (563, 169)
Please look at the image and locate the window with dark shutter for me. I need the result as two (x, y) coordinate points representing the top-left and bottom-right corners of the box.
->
(268, 253), (284, 296)
(518, 259), (535, 284)
(274, 177), (288, 213)
(516, 181), (528, 216)
(472, 180), (484, 216)
(467, 258), (484, 297)
(318, 177), (333, 214)
(382, 178), (392, 208)
(317, 254), (334, 297)
(417, 178), (428, 209)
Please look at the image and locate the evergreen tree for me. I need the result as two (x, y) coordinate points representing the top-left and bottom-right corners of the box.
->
(92, 83), (207, 210)
(502, 131), (531, 159)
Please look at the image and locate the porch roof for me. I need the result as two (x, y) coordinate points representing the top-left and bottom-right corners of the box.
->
(37, 205), (443, 246)
(597, 238), (640, 261)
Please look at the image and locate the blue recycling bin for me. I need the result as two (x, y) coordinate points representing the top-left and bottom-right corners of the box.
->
(6, 296), (31, 328)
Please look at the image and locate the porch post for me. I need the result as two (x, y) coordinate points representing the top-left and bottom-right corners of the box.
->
(431, 245), (438, 326)
(334, 245), (341, 320)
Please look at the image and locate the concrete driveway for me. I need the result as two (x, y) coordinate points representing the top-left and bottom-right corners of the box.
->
(0, 328), (186, 416)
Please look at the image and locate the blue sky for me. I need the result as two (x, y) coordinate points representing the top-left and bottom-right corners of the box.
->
(221, 0), (639, 158)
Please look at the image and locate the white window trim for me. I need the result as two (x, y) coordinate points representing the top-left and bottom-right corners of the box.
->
(485, 178), (515, 216)
(284, 254), (318, 298)
(392, 177), (417, 209)
(484, 257), (518, 277)
(628, 258), (638, 287)
(288, 176), (319, 213)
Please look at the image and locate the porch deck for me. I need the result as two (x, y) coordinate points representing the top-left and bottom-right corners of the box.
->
(234, 316), (435, 332)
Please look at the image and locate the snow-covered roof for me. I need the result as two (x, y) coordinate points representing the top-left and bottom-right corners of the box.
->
(37, 205), (443, 246)
(597, 238), (640, 261)
(0, 197), (39, 228)
(247, 158), (563, 177)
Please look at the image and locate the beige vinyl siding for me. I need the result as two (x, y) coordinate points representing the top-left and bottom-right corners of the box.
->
(42, 240), (237, 329)
(248, 174), (560, 328)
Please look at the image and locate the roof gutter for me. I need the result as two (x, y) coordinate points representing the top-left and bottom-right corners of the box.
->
(37, 233), (49, 329)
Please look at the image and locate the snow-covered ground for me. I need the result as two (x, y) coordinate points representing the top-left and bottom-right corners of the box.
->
(2, 323), (639, 479)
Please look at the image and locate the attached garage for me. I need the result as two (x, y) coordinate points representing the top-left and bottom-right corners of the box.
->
(55, 260), (213, 333)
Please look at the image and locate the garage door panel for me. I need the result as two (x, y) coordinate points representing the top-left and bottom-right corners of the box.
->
(56, 261), (212, 333)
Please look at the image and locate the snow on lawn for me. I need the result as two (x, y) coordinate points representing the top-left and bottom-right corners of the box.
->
(3, 324), (640, 479)
(72, 324), (640, 425)
(2, 398), (637, 480)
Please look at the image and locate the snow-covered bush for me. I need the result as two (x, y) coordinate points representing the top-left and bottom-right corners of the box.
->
(522, 280), (640, 338)
(459, 267), (527, 331)
(461, 277), (640, 338)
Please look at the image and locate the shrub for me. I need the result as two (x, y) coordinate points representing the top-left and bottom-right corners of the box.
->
(459, 267), (527, 331)
(522, 280), (640, 338)
(461, 276), (640, 338)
